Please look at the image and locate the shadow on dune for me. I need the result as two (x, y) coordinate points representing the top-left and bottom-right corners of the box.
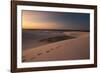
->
(22, 30), (75, 50)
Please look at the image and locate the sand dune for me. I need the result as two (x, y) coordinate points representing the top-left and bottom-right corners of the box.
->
(22, 32), (89, 62)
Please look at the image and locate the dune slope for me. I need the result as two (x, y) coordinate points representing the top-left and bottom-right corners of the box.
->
(22, 32), (89, 62)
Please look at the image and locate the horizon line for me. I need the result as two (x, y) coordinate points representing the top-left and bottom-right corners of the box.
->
(22, 29), (89, 32)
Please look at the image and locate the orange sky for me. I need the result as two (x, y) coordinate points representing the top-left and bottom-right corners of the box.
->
(22, 10), (89, 30)
(22, 10), (62, 29)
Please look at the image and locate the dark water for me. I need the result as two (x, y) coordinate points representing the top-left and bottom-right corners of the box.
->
(22, 30), (74, 50)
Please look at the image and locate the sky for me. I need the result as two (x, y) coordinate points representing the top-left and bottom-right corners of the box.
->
(22, 10), (90, 30)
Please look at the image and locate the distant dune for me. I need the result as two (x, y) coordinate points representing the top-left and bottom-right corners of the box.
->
(22, 31), (89, 62)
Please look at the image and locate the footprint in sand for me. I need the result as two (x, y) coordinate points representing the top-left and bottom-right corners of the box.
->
(37, 53), (42, 56)
(46, 50), (50, 53)
(46, 48), (55, 53)
(50, 48), (54, 50)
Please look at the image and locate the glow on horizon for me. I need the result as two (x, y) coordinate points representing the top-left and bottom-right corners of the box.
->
(22, 22), (63, 29)
(22, 10), (65, 29)
(22, 10), (89, 30)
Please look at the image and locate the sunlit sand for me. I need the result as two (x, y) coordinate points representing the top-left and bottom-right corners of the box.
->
(22, 31), (89, 62)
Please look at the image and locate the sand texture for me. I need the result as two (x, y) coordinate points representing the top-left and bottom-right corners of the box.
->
(22, 32), (89, 62)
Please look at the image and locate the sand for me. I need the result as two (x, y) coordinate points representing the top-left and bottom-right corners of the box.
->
(22, 32), (89, 62)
